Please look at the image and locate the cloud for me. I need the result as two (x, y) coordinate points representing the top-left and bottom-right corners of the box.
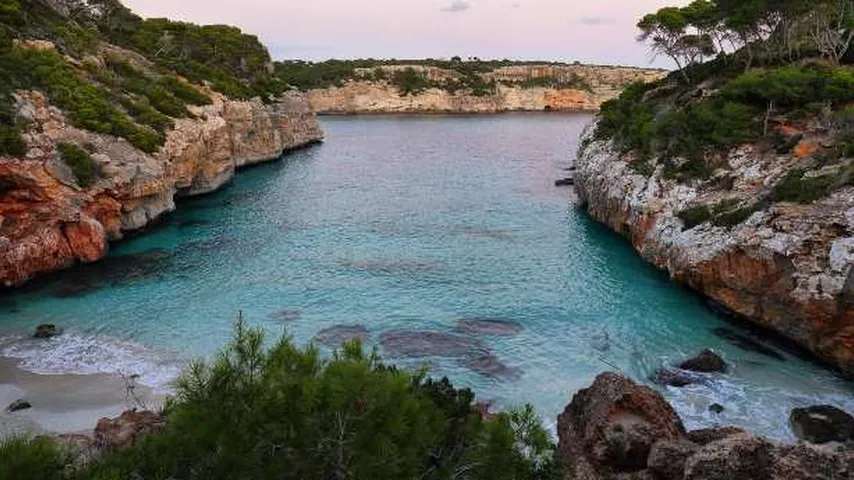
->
(580, 16), (617, 26)
(441, 1), (470, 13)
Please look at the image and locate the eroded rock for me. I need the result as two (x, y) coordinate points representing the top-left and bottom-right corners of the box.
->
(556, 372), (686, 477)
(94, 409), (164, 450)
(34, 323), (59, 338)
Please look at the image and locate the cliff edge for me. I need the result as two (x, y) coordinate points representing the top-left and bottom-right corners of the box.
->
(0, 1), (324, 287)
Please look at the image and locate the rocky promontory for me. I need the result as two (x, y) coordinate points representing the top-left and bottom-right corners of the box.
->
(574, 119), (854, 376)
(307, 64), (665, 114)
(0, 85), (322, 287)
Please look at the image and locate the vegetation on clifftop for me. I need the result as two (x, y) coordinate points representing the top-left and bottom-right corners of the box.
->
(0, 0), (288, 157)
(273, 58), (596, 96)
(594, 0), (854, 222)
(2, 322), (560, 480)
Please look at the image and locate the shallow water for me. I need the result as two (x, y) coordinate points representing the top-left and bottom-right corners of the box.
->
(1, 113), (852, 440)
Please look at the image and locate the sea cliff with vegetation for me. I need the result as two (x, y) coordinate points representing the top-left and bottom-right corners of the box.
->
(274, 59), (665, 113)
(575, 0), (854, 376)
(0, 0), (323, 288)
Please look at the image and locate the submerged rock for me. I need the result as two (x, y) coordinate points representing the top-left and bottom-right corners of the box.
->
(6, 398), (31, 412)
(678, 349), (727, 373)
(458, 353), (521, 380)
(712, 328), (785, 361)
(455, 318), (523, 336)
(33, 323), (59, 338)
(313, 324), (370, 347)
(790, 405), (854, 444)
(379, 330), (486, 358)
(267, 310), (302, 322)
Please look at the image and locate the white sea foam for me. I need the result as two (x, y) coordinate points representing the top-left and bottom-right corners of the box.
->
(0, 333), (185, 393)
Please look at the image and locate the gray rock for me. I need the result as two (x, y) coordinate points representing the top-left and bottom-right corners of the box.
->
(34, 323), (59, 338)
(678, 349), (727, 373)
(6, 399), (32, 412)
(790, 405), (854, 444)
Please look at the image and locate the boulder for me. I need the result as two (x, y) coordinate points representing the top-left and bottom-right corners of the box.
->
(708, 403), (725, 414)
(651, 367), (705, 387)
(683, 435), (774, 480)
(790, 405), (854, 444)
(94, 409), (164, 449)
(6, 398), (31, 412)
(686, 427), (746, 445)
(678, 349), (727, 373)
(33, 324), (59, 338)
(555, 177), (574, 186)
(648, 439), (699, 480)
(556, 372), (686, 477)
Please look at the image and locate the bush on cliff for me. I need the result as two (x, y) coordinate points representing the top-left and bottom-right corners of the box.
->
(78, 321), (559, 480)
(57, 142), (97, 187)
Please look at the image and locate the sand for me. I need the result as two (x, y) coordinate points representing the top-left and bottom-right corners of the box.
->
(0, 356), (162, 437)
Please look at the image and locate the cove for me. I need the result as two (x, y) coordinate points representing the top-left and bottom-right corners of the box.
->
(1, 113), (852, 441)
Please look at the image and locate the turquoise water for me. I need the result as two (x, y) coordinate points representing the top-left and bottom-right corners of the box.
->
(1, 113), (852, 440)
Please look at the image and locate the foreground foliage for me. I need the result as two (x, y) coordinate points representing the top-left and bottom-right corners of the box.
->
(1, 322), (560, 480)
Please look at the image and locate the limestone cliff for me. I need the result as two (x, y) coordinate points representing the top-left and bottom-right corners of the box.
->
(0, 89), (323, 288)
(308, 64), (665, 114)
(574, 123), (854, 376)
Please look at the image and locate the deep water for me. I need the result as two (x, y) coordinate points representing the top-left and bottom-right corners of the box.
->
(1, 113), (852, 440)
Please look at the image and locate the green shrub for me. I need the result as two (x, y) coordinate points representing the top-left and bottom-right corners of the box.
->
(771, 168), (844, 203)
(82, 322), (559, 480)
(712, 203), (759, 227)
(57, 142), (97, 187)
(678, 204), (713, 229)
(392, 67), (434, 96)
(0, 436), (69, 480)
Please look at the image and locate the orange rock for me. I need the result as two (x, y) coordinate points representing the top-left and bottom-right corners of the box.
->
(793, 141), (819, 159)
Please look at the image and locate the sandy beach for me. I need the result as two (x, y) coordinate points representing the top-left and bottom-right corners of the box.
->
(0, 356), (161, 438)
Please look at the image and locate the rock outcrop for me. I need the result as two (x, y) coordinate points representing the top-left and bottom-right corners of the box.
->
(556, 372), (854, 480)
(574, 123), (854, 376)
(0, 89), (323, 287)
(308, 64), (665, 114)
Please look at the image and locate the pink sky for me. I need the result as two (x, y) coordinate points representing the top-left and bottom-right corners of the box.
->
(122, 0), (684, 68)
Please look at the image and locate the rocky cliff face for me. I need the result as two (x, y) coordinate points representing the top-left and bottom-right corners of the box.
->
(309, 65), (665, 114)
(0, 89), (323, 287)
(574, 123), (854, 376)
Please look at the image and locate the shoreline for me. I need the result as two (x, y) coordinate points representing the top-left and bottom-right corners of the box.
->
(0, 356), (163, 438)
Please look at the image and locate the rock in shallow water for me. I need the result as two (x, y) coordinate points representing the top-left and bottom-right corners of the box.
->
(379, 330), (486, 358)
(458, 353), (521, 380)
(267, 310), (302, 321)
(313, 324), (370, 347)
(678, 349), (727, 373)
(789, 405), (854, 444)
(455, 318), (523, 336)
(5, 398), (31, 412)
(33, 323), (59, 338)
(712, 328), (785, 361)
(651, 367), (707, 387)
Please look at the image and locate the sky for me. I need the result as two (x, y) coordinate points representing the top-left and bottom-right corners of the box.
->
(121, 0), (685, 68)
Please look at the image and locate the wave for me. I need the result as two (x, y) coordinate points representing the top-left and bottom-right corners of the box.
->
(0, 333), (185, 393)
